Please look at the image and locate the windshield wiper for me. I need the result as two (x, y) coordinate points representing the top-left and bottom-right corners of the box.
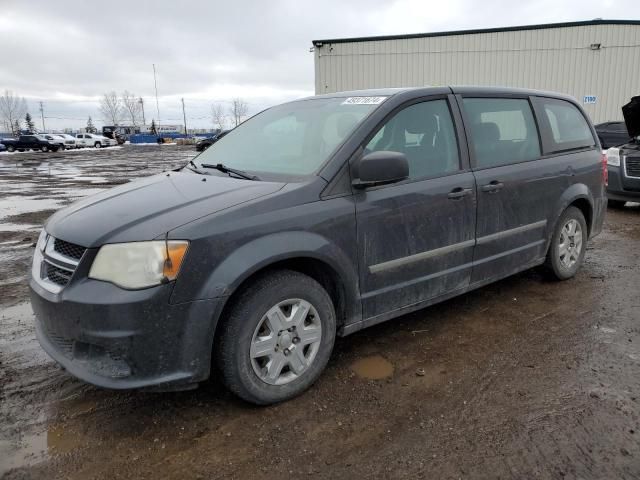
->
(184, 159), (205, 174)
(200, 163), (260, 180)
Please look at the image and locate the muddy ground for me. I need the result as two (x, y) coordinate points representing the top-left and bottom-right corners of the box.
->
(1, 145), (639, 479)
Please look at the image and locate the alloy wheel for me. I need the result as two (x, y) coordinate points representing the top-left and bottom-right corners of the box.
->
(250, 298), (322, 386)
(558, 219), (583, 269)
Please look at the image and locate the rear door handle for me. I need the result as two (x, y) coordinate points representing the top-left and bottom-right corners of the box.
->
(480, 181), (504, 193)
(447, 187), (473, 200)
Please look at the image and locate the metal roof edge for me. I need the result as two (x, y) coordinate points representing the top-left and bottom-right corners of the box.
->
(312, 19), (640, 46)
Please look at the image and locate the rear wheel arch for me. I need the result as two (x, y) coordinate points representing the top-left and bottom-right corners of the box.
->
(568, 197), (593, 237)
(544, 191), (594, 261)
(551, 185), (595, 237)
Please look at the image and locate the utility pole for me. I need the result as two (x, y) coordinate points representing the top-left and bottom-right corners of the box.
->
(39, 101), (46, 132)
(139, 97), (146, 125)
(181, 98), (188, 135)
(152, 64), (160, 131)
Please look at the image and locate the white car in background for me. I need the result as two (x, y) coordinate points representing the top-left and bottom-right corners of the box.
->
(75, 133), (117, 148)
(40, 134), (67, 150)
(53, 134), (78, 149)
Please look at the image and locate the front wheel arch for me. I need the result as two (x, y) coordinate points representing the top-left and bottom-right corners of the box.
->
(215, 269), (337, 404)
(212, 257), (349, 349)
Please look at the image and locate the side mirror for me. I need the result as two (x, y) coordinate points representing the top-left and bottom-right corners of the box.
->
(353, 151), (409, 188)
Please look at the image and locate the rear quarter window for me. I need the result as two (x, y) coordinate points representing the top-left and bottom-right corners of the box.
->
(535, 97), (595, 153)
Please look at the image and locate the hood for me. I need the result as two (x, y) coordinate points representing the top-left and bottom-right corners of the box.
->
(622, 96), (640, 138)
(45, 171), (285, 247)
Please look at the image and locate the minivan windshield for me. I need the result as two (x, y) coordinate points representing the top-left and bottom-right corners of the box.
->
(195, 96), (386, 177)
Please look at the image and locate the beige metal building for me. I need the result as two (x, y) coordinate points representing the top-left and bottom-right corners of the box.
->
(312, 20), (640, 123)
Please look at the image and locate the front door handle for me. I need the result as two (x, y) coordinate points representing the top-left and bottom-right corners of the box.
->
(447, 187), (473, 200)
(480, 181), (504, 193)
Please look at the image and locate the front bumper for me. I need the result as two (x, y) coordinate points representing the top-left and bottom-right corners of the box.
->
(30, 275), (224, 390)
(607, 165), (640, 202)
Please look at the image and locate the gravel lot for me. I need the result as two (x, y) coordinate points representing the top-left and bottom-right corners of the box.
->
(1, 145), (639, 479)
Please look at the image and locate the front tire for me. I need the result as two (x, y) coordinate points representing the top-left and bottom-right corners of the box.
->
(6, 145), (15, 152)
(217, 270), (336, 405)
(94, 142), (101, 148)
(544, 206), (587, 280)
(40, 145), (49, 152)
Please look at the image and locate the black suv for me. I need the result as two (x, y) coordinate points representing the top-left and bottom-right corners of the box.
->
(30, 87), (606, 404)
(605, 96), (640, 207)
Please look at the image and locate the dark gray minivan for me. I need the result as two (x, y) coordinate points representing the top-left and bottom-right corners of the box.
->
(30, 87), (606, 404)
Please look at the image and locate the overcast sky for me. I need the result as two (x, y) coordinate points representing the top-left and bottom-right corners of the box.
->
(1, 0), (638, 130)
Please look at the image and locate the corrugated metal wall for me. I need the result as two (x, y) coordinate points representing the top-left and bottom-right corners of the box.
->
(314, 24), (640, 123)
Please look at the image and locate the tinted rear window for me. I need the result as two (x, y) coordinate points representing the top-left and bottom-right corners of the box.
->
(537, 98), (595, 152)
(462, 97), (541, 169)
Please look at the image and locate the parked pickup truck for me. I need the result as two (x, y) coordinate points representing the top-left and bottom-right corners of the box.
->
(75, 133), (117, 148)
(0, 135), (61, 152)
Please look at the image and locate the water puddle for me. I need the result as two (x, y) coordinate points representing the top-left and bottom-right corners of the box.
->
(350, 355), (394, 379)
(0, 424), (84, 475)
(0, 197), (65, 221)
(596, 326), (617, 334)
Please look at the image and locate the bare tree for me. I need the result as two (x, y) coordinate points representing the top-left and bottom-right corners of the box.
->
(0, 90), (27, 135)
(99, 91), (123, 125)
(229, 98), (248, 127)
(121, 90), (141, 126)
(211, 103), (227, 130)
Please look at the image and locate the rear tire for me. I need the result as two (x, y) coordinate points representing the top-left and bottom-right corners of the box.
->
(608, 199), (626, 209)
(6, 145), (15, 152)
(41, 145), (49, 152)
(216, 270), (336, 405)
(544, 206), (588, 281)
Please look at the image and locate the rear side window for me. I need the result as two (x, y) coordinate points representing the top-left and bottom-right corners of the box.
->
(462, 98), (541, 168)
(536, 98), (595, 152)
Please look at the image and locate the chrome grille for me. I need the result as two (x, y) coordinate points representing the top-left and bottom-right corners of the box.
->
(53, 238), (86, 260)
(45, 263), (72, 286)
(625, 157), (640, 178)
(33, 234), (84, 293)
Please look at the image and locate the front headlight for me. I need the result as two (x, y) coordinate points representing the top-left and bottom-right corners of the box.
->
(36, 229), (48, 252)
(31, 229), (48, 279)
(606, 147), (621, 167)
(89, 240), (189, 289)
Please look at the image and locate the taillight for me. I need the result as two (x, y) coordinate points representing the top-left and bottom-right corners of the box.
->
(601, 152), (608, 186)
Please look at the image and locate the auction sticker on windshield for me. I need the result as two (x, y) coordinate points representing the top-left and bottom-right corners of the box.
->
(342, 96), (387, 105)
